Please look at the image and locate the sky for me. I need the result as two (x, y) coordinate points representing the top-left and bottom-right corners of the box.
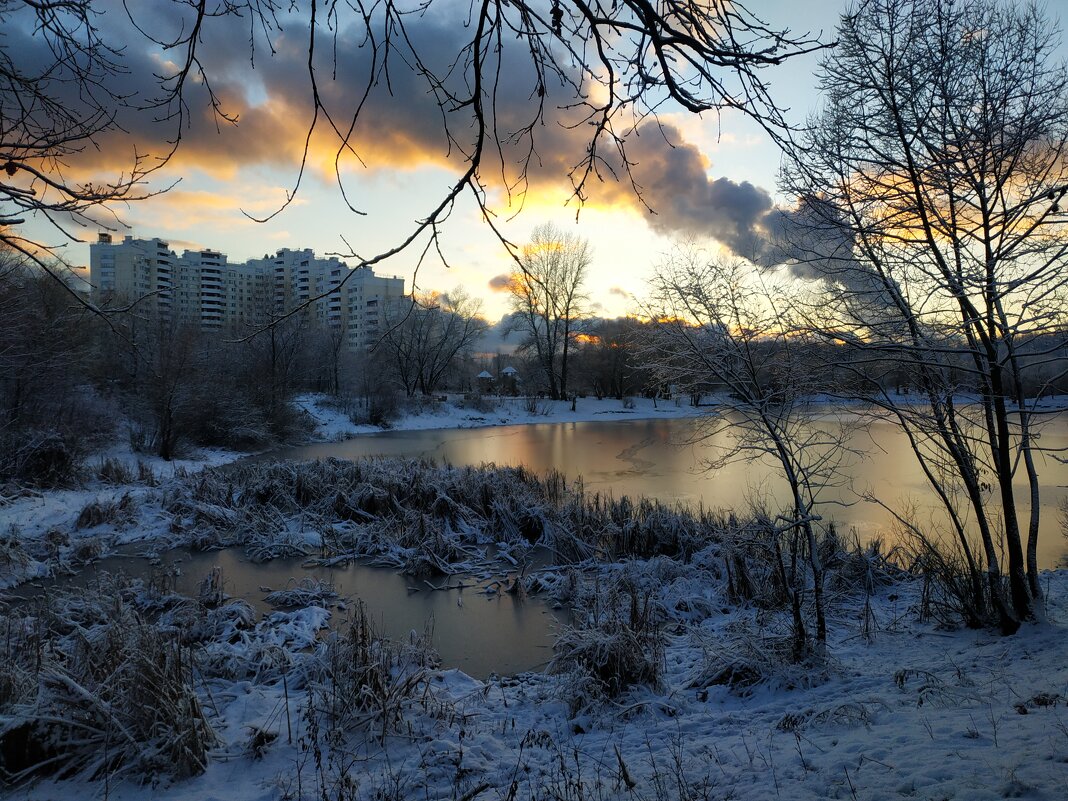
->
(10, 1), (897, 320)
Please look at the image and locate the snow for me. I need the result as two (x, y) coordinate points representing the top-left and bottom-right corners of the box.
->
(296, 392), (706, 442)
(7, 564), (1066, 801)
(95, 427), (246, 475)
(3, 396), (1068, 799)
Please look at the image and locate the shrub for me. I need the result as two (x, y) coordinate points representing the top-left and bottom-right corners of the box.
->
(0, 580), (219, 784)
(0, 431), (82, 487)
(343, 387), (401, 428)
(459, 392), (496, 413)
(549, 577), (664, 710)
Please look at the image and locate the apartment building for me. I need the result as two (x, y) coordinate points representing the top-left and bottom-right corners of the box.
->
(89, 234), (405, 348)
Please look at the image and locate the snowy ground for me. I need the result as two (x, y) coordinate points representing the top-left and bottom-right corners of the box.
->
(2, 399), (1067, 799)
(6, 551), (1067, 801)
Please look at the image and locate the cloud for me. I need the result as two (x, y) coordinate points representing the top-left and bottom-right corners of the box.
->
(475, 315), (519, 353)
(126, 188), (298, 232)
(155, 238), (206, 253)
(488, 273), (513, 292)
(17, 2), (802, 262)
(608, 286), (629, 297)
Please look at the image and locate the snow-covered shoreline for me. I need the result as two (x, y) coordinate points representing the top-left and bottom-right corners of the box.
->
(5, 389), (1068, 590)
(297, 391), (1068, 444)
(2, 398), (1067, 801)
(0, 395), (703, 584)
(4, 480), (1063, 801)
(294, 393), (709, 443)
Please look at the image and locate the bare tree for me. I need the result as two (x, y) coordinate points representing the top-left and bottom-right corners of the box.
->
(126, 318), (203, 461)
(0, 252), (104, 483)
(0, 2), (823, 320)
(379, 289), (487, 397)
(568, 317), (652, 400)
(506, 223), (590, 400)
(647, 247), (857, 657)
(779, 0), (1068, 628)
(0, 257), (85, 428)
(307, 320), (350, 397)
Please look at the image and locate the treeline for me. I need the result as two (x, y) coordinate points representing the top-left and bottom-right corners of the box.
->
(0, 261), (318, 481)
(5, 253), (1067, 489)
(0, 257), (662, 480)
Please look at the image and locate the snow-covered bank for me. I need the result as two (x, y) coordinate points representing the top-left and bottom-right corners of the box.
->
(4, 501), (1066, 800)
(296, 391), (1068, 443)
(295, 393), (706, 442)
(0, 443), (249, 589)
(2, 404), (1067, 800)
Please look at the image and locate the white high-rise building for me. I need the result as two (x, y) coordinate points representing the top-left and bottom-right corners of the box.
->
(89, 234), (405, 348)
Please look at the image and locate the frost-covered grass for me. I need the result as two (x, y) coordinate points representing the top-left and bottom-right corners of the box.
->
(0, 574), (219, 784)
(6, 550), (1065, 800)
(160, 458), (725, 573)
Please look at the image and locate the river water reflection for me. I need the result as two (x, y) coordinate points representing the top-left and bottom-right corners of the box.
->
(262, 411), (1068, 569)
(17, 547), (563, 679)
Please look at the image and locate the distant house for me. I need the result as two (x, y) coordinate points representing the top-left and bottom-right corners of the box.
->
(500, 365), (520, 395)
(476, 370), (494, 393)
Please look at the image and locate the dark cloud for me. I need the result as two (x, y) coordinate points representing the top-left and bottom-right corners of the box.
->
(488, 273), (512, 292)
(755, 198), (905, 317)
(14, 2), (810, 263)
(606, 133), (776, 256)
(475, 314), (519, 353)
(608, 286), (628, 297)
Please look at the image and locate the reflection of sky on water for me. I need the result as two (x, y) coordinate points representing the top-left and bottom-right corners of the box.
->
(18, 548), (563, 679)
(265, 414), (1068, 569)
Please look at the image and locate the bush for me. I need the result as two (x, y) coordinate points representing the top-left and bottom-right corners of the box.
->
(0, 431), (83, 487)
(0, 579), (219, 784)
(549, 577), (664, 710)
(347, 388), (400, 428)
(459, 392), (497, 413)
